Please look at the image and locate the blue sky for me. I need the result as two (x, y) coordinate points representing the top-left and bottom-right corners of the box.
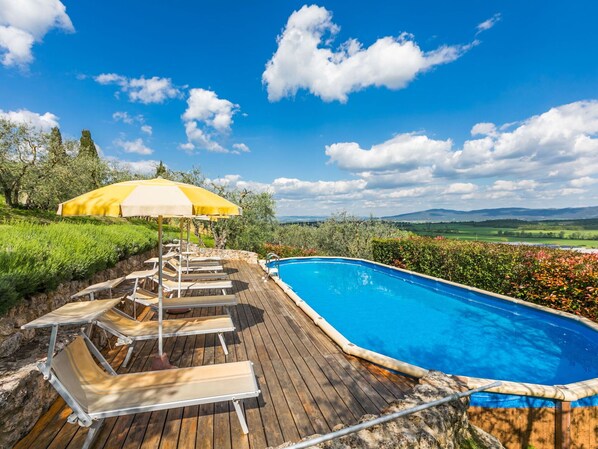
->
(1, 1), (598, 215)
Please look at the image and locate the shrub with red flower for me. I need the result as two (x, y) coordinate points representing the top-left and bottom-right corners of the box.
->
(372, 237), (598, 321)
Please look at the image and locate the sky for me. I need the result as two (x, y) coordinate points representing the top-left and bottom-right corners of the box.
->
(1, 1), (598, 216)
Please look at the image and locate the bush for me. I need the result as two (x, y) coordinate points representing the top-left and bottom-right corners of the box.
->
(0, 220), (177, 314)
(272, 213), (410, 259)
(263, 243), (318, 258)
(372, 237), (598, 321)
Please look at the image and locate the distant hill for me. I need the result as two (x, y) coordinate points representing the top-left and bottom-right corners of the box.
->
(277, 215), (327, 223)
(383, 207), (598, 222)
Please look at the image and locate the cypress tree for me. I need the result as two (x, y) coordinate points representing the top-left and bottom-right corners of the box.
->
(48, 126), (67, 164)
(78, 129), (98, 159)
(155, 160), (167, 177)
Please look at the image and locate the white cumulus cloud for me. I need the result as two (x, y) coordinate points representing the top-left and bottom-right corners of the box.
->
(140, 125), (152, 135)
(327, 100), (598, 186)
(232, 143), (250, 153)
(325, 133), (452, 172)
(112, 111), (144, 125)
(182, 88), (238, 132)
(181, 88), (244, 154)
(114, 138), (154, 155)
(489, 180), (538, 192)
(569, 177), (597, 188)
(0, 108), (59, 130)
(106, 157), (161, 175)
(95, 73), (181, 104)
(443, 183), (478, 194)
(0, 0), (73, 67)
(263, 4), (475, 102)
(476, 14), (501, 34)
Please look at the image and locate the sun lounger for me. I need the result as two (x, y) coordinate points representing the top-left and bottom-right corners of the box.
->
(161, 266), (229, 281)
(158, 277), (233, 295)
(44, 336), (260, 448)
(71, 277), (126, 301)
(128, 288), (237, 309)
(168, 258), (222, 272)
(144, 251), (178, 269)
(95, 308), (235, 366)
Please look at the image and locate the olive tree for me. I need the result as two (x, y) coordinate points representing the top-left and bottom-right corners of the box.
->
(0, 119), (47, 207)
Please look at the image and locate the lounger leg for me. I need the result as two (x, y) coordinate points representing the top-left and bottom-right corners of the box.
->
(122, 345), (135, 368)
(232, 400), (249, 434)
(81, 419), (104, 449)
(217, 333), (229, 356)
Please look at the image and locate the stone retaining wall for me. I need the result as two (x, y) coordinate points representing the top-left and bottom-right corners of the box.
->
(0, 248), (156, 449)
(275, 371), (504, 449)
(189, 246), (258, 264)
(0, 249), (157, 359)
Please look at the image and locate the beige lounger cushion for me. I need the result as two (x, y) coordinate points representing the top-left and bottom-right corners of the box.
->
(160, 278), (232, 291)
(97, 309), (234, 339)
(52, 337), (258, 415)
(22, 299), (121, 329)
(129, 292), (238, 309)
(161, 268), (228, 281)
(169, 259), (222, 271)
(188, 256), (221, 262)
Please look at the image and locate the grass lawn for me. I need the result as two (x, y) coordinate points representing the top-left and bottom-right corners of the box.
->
(403, 222), (598, 248)
(0, 199), (214, 314)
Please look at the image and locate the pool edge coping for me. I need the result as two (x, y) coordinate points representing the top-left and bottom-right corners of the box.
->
(259, 256), (598, 403)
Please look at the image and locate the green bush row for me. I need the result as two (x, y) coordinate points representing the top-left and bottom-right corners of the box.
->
(271, 213), (410, 259)
(372, 236), (598, 321)
(0, 220), (176, 314)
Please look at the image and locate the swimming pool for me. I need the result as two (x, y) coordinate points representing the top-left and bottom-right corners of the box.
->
(266, 257), (598, 407)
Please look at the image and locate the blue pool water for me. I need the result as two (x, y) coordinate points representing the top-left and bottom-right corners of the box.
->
(273, 258), (598, 407)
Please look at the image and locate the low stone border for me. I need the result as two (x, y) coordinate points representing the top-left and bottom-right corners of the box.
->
(188, 245), (258, 264)
(260, 256), (598, 403)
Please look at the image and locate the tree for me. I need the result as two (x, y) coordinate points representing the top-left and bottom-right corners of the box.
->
(77, 129), (101, 187)
(0, 118), (46, 207)
(202, 186), (277, 252)
(155, 161), (167, 177)
(78, 130), (98, 159)
(48, 127), (67, 164)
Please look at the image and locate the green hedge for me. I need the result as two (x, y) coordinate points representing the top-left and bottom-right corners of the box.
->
(372, 236), (598, 321)
(0, 220), (176, 314)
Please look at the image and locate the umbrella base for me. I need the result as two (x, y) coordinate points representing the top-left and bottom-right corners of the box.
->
(151, 353), (176, 370)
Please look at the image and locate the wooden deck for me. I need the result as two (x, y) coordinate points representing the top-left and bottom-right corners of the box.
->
(15, 260), (416, 449)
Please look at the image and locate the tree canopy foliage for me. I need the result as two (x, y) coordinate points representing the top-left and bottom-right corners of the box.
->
(0, 118), (113, 209)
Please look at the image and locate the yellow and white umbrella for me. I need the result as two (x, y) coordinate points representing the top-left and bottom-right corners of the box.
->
(57, 177), (241, 366)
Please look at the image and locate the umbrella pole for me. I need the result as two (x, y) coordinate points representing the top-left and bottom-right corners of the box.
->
(157, 215), (164, 356)
(178, 219), (183, 297)
(187, 219), (190, 251)
(187, 219), (191, 270)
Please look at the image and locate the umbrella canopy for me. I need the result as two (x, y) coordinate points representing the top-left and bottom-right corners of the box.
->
(57, 177), (240, 366)
(57, 177), (241, 218)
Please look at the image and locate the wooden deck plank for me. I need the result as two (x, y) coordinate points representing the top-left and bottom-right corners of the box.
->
(12, 398), (66, 449)
(15, 260), (417, 449)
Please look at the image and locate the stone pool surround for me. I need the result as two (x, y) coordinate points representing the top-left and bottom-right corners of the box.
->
(260, 256), (598, 403)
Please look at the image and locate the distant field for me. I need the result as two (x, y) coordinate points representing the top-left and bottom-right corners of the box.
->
(400, 220), (598, 248)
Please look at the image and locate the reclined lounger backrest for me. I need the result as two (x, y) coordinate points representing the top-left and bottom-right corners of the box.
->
(51, 337), (112, 413)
